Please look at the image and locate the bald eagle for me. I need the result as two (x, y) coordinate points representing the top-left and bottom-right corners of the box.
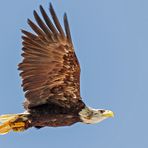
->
(0, 3), (114, 135)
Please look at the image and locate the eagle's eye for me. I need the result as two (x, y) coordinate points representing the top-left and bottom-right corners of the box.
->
(100, 110), (105, 114)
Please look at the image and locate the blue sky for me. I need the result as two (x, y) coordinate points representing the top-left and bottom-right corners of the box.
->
(0, 0), (148, 147)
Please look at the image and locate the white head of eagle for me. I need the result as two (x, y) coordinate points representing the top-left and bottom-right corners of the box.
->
(79, 107), (114, 124)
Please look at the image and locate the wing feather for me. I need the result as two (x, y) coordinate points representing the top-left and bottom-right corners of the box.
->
(64, 13), (72, 44)
(19, 4), (82, 110)
(39, 5), (58, 35)
(49, 3), (65, 38)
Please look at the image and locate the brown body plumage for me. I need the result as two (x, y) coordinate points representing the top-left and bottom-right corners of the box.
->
(27, 102), (85, 128)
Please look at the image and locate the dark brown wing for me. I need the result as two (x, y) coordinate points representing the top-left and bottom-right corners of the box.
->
(18, 3), (82, 110)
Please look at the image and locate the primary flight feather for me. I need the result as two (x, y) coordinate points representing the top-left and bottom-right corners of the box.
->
(0, 3), (114, 135)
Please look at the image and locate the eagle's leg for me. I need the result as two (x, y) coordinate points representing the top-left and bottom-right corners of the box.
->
(10, 122), (26, 132)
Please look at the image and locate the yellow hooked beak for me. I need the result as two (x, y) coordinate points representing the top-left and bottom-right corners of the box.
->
(102, 110), (114, 118)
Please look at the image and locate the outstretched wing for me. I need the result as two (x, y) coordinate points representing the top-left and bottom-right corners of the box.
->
(18, 3), (81, 110)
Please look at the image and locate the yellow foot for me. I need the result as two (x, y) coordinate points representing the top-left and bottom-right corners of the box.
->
(10, 122), (25, 128)
(10, 122), (25, 132)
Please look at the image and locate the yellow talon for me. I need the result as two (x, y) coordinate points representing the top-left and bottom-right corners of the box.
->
(10, 122), (25, 132)
(10, 122), (25, 128)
